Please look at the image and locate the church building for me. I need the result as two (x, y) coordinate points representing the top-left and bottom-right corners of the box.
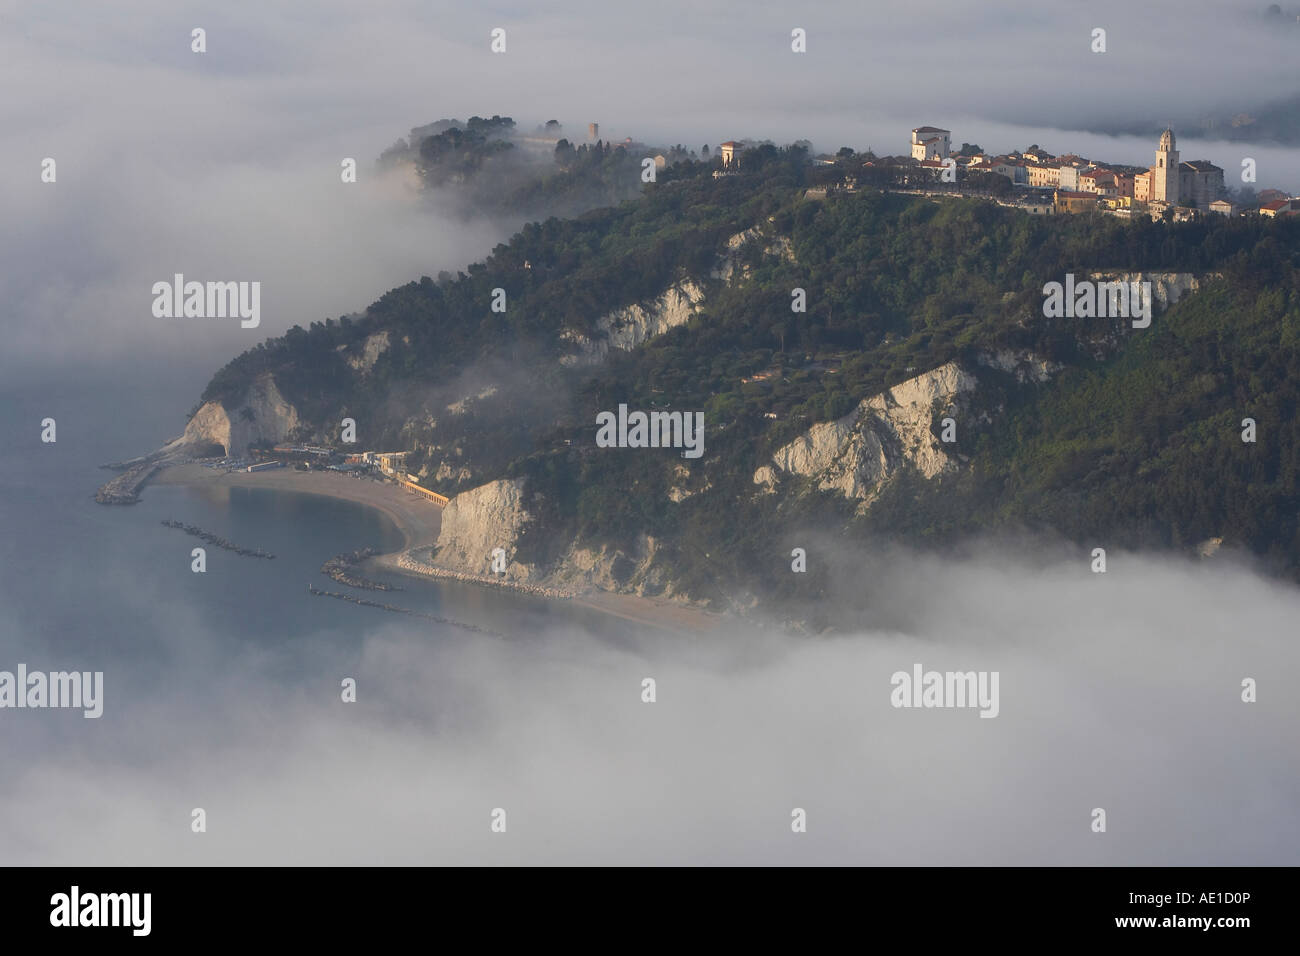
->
(1134, 129), (1224, 212)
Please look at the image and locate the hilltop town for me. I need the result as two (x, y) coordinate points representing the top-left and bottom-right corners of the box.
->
(722, 126), (1297, 222)
(376, 113), (1298, 226)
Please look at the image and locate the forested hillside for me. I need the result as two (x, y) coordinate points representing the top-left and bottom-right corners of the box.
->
(191, 142), (1300, 613)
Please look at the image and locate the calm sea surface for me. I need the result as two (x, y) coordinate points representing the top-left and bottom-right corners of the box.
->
(0, 380), (643, 700)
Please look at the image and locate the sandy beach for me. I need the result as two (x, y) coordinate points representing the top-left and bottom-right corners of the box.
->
(154, 463), (725, 635)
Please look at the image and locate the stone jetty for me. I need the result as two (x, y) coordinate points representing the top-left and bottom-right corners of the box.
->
(161, 519), (275, 559)
(321, 549), (401, 591)
(306, 584), (504, 637)
(94, 462), (162, 504)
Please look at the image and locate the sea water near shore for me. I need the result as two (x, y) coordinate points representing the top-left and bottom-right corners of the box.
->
(0, 377), (693, 864)
(0, 378), (650, 698)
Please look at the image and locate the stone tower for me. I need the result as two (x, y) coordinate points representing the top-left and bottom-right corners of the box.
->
(1153, 128), (1179, 205)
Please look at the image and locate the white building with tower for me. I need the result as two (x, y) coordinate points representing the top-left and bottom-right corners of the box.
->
(1134, 129), (1224, 212)
(910, 127), (951, 162)
(1151, 128), (1179, 205)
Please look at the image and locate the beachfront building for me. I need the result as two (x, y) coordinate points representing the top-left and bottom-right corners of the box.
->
(364, 451), (411, 476)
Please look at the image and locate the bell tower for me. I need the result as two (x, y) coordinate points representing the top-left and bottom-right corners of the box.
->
(1153, 128), (1180, 205)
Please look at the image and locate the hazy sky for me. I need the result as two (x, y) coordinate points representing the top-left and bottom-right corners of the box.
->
(3, 0), (1298, 379)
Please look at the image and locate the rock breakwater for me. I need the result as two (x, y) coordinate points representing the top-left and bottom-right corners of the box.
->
(161, 519), (275, 559)
(321, 549), (401, 591)
(306, 584), (503, 636)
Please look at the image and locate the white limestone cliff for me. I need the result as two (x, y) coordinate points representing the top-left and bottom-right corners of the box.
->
(976, 349), (1063, 384)
(755, 361), (977, 506)
(431, 478), (534, 579)
(561, 280), (706, 366)
(711, 227), (796, 284)
(339, 330), (391, 374)
(1086, 271), (1211, 309)
(162, 374), (301, 457)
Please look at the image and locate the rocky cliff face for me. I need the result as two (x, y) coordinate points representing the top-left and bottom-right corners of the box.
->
(549, 534), (683, 599)
(340, 330), (391, 374)
(162, 374), (301, 457)
(557, 226), (798, 367)
(976, 349), (1063, 384)
(427, 479), (697, 602)
(755, 361), (977, 507)
(1087, 271), (1210, 309)
(711, 225), (796, 284)
(560, 280), (706, 366)
(431, 478), (534, 578)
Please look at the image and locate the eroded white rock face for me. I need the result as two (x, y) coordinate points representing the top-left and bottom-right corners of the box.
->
(1087, 271), (1206, 309)
(561, 281), (705, 366)
(711, 227), (763, 283)
(432, 461), (475, 483)
(549, 534), (679, 599)
(342, 330), (390, 374)
(558, 228), (798, 366)
(710, 228), (797, 284)
(164, 374), (300, 457)
(977, 349), (1063, 384)
(433, 478), (533, 578)
(755, 362), (977, 505)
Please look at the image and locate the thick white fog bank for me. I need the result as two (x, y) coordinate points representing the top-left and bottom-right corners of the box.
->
(1, 547), (1295, 865)
(0, 140), (505, 374)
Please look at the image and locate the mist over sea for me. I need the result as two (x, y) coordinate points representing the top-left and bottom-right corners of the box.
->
(1, 375), (1297, 865)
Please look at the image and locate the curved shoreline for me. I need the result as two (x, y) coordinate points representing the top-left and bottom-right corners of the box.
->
(154, 463), (723, 635)
(155, 463), (442, 552)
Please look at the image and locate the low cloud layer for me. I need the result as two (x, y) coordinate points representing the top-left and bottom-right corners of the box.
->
(2, 545), (1295, 865)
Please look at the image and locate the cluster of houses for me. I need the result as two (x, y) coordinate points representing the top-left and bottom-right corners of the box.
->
(905, 125), (1297, 221)
(239, 445), (449, 503)
(251, 443), (388, 475)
